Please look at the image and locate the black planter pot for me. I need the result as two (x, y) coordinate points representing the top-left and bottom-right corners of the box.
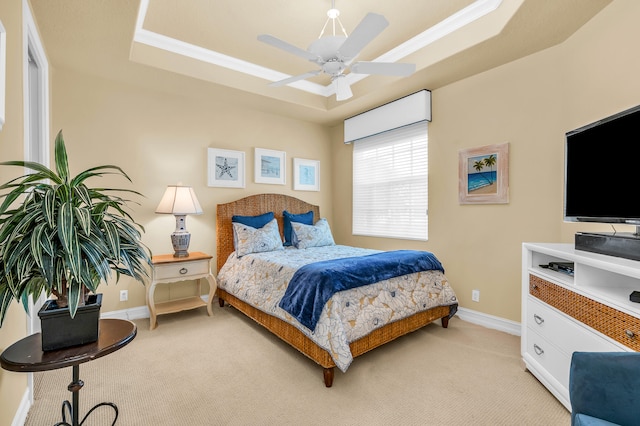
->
(37, 293), (102, 351)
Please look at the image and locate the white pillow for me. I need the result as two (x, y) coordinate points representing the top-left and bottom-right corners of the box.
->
(233, 219), (284, 257)
(291, 219), (336, 249)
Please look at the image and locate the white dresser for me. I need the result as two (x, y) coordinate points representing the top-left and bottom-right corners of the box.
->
(521, 242), (640, 410)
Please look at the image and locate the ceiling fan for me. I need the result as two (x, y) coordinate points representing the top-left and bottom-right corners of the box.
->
(258, 1), (416, 101)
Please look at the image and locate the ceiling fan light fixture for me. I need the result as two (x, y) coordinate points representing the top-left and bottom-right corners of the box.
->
(257, 1), (414, 102)
(333, 75), (353, 101)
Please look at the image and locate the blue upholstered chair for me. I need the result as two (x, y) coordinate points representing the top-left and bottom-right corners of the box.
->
(569, 352), (640, 426)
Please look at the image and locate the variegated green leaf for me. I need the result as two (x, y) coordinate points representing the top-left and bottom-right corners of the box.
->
(57, 202), (74, 254)
(30, 224), (47, 268)
(67, 279), (82, 318)
(54, 131), (69, 182)
(103, 221), (121, 262)
(74, 184), (92, 207)
(74, 206), (91, 236)
(43, 190), (56, 227)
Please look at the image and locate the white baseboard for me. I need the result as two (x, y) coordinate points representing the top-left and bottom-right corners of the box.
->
(12, 389), (30, 426)
(100, 299), (521, 337)
(100, 305), (150, 321)
(455, 306), (521, 336)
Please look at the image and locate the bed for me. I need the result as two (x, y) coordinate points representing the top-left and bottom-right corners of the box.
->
(215, 193), (458, 387)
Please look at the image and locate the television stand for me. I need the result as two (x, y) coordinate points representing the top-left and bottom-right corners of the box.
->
(575, 230), (640, 261)
(521, 242), (640, 410)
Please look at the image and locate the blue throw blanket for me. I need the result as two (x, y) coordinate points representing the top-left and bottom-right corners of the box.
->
(278, 250), (444, 331)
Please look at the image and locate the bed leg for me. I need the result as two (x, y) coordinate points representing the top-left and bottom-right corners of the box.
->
(441, 316), (449, 328)
(218, 298), (225, 308)
(323, 368), (334, 387)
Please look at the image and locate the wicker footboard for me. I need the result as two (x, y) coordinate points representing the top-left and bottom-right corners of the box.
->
(217, 288), (451, 387)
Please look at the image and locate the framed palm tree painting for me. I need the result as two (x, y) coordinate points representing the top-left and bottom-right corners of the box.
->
(458, 142), (509, 204)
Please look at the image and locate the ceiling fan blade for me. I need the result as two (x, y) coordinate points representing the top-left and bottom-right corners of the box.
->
(258, 34), (320, 62)
(337, 13), (389, 60)
(350, 61), (416, 76)
(269, 70), (322, 87)
(333, 75), (353, 101)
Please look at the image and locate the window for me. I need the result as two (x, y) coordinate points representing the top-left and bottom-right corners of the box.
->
(352, 122), (428, 240)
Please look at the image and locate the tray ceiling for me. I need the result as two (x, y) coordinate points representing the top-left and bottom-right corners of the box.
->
(29, 0), (612, 124)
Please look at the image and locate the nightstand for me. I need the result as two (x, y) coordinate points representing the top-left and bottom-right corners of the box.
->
(146, 251), (217, 330)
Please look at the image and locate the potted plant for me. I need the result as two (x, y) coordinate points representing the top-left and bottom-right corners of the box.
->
(0, 130), (151, 350)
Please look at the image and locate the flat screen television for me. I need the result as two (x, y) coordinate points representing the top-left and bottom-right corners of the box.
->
(564, 104), (640, 227)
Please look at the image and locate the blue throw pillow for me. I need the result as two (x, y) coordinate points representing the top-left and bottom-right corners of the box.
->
(232, 212), (274, 228)
(283, 210), (313, 246)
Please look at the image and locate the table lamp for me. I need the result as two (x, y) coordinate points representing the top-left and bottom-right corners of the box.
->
(155, 185), (203, 257)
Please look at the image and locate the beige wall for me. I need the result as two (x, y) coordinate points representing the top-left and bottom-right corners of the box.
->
(331, 0), (640, 322)
(0, 1), (29, 425)
(558, 0), (640, 241)
(50, 69), (334, 313)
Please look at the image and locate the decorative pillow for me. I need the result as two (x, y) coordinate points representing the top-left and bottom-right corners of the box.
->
(232, 212), (275, 249)
(291, 219), (335, 249)
(233, 219), (284, 257)
(232, 211), (274, 228)
(283, 210), (314, 246)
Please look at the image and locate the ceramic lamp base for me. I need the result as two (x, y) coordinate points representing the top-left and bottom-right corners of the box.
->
(171, 232), (191, 257)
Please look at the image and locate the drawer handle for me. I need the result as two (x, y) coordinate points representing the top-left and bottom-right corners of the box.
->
(533, 314), (544, 325)
(179, 267), (188, 275)
(533, 344), (544, 356)
(625, 329), (636, 339)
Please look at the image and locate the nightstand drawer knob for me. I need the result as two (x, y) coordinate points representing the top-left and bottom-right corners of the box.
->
(179, 267), (188, 275)
(533, 314), (544, 325)
(625, 329), (636, 339)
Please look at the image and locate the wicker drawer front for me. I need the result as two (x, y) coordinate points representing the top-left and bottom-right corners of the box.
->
(527, 296), (621, 354)
(154, 260), (209, 280)
(529, 274), (640, 351)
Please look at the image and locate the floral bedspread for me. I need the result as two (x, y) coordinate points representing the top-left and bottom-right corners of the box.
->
(216, 245), (458, 372)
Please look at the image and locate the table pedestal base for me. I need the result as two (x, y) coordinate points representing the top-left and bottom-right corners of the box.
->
(53, 365), (118, 426)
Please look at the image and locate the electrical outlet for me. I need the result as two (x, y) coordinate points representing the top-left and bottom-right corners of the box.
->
(120, 290), (128, 302)
(472, 289), (480, 302)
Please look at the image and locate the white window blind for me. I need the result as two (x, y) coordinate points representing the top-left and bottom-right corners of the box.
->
(352, 122), (428, 240)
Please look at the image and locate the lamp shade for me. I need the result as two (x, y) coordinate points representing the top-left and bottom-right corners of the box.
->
(155, 185), (203, 215)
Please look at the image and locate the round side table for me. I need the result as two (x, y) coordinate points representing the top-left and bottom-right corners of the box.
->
(1, 318), (136, 426)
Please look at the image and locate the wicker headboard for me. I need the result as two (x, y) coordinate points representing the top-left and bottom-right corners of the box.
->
(216, 194), (320, 273)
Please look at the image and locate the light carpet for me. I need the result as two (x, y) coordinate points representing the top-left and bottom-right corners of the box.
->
(25, 304), (570, 425)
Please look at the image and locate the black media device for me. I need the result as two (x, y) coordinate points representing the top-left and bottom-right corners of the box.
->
(575, 232), (640, 261)
(564, 104), (640, 261)
(630, 291), (640, 303)
(548, 262), (574, 275)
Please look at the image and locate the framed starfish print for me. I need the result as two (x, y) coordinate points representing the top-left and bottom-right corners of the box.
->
(207, 148), (245, 188)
